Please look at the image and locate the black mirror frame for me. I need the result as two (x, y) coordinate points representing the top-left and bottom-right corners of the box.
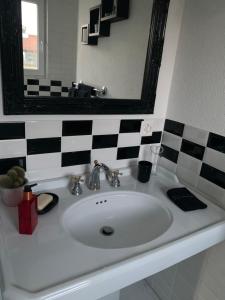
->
(0, 0), (170, 115)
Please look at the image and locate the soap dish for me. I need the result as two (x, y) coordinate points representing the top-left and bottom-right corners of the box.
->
(37, 193), (59, 215)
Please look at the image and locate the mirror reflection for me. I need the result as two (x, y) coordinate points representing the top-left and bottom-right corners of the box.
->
(22, 0), (153, 99)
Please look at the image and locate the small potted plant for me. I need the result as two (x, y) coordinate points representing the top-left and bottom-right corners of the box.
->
(0, 166), (27, 207)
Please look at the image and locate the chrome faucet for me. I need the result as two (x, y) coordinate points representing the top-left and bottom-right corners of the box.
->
(88, 160), (122, 190)
(87, 161), (102, 191)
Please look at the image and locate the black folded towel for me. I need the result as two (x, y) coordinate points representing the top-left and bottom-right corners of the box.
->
(167, 187), (207, 211)
(77, 83), (93, 98)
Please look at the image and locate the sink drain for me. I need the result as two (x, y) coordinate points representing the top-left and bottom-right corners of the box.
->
(100, 226), (114, 236)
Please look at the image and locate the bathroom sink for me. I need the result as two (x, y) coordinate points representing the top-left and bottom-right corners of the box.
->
(62, 191), (172, 249)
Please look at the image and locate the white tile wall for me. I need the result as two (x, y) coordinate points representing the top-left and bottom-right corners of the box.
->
(27, 153), (61, 171)
(91, 148), (117, 164)
(159, 156), (177, 173)
(162, 131), (182, 151)
(147, 253), (205, 300)
(197, 177), (225, 210)
(0, 140), (26, 159)
(26, 121), (62, 139)
(92, 119), (120, 135)
(183, 125), (208, 146)
(62, 136), (92, 152)
(118, 133), (141, 147)
(203, 148), (225, 173)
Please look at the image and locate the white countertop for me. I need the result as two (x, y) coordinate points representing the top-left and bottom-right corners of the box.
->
(1, 168), (225, 300)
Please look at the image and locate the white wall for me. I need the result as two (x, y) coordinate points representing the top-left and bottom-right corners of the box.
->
(167, 0), (225, 136)
(0, 0), (184, 121)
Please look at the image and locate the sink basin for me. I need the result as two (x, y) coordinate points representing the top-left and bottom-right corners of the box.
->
(62, 191), (172, 249)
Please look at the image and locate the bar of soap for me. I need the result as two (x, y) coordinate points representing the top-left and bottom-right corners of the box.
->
(37, 193), (54, 211)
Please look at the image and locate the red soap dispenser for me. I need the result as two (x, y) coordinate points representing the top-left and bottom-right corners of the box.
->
(18, 184), (38, 235)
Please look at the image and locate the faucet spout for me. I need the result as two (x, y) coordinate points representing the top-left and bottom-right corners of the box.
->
(87, 160), (101, 191)
(88, 160), (113, 191)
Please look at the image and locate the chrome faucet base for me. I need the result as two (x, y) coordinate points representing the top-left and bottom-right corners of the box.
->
(71, 176), (83, 196)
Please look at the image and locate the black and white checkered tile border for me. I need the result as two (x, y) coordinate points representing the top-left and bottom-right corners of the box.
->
(160, 119), (225, 207)
(24, 79), (69, 97)
(0, 119), (163, 180)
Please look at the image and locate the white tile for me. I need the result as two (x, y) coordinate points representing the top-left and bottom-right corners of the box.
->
(197, 177), (225, 209)
(176, 165), (199, 187)
(177, 252), (205, 288)
(120, 280), (159, 300)
(50, 86), (61, 92)
(92, 119), (120, 135)
(178, 152), (202, 174)
(62, 136), (92, 152)
(60, 164), (91, 177)
(203, 148), (225, 173)
(148, 118), (165, 132)
(27, 153), (61, 171)
(0, 140), (26, 159)
(91, 148), (117, 164)
(162, 132), (182, 151)
(171, 273), (196, 300)
(183, 125), (209, 146)
(26, 121), (62, 139)
(112, 158), (139, 170)
(149, 277), (172, 300)
(118, 133), (141, 147)
(27, 85), (39, 92)
(159, 157), (177, 173)
(197, 266), (225, 300)
(39, 91), (51, 97)
(39, 78), (50, 85)
(27, 164), (90, 182)
(194, 282), (220, 300)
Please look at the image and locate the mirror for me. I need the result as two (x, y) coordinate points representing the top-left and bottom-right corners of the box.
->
(22, 0), (152, 99)
(0, 0), (170, 114)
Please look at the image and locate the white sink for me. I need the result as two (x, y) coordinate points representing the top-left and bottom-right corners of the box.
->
(62, 191), (173, 249)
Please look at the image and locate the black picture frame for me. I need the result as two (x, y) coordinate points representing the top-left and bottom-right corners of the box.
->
(0, 0), (170, 115)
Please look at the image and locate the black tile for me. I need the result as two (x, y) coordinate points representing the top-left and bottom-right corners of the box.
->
(141, 131), (162, 145)
(27, 138), (61, 155)
(119, 120), (142, 133)
(24, 85), (27, 91)
(92, 135), (118, 149)
(200, 163), (225, 190)
(51, 80), (62, 86)
(117, 146), (140, 160)
(161, 144), (179, 163)
(181, 139), (205, 160)
(62, 121), (93, 136)
(164, 119), (185, 137)
(27, 79), (39, 85)
(28, 91), (39, 96)
(39, 85), (50, 91)
(0, 157), (26, 175)
(62, 151), (91, 167)
(62, 87), (69, 92)
(207, 132), (225, 154)
(50, 92), (61, 97)
(0, 123), (25, 140)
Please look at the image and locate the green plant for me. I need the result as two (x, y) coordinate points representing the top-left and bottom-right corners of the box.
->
(0, 166), (26, 189)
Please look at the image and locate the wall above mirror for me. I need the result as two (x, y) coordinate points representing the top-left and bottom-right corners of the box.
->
(0, 0), (170, 115)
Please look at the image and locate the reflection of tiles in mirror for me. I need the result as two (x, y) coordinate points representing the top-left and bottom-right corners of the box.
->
(24, 78), (69, 97)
